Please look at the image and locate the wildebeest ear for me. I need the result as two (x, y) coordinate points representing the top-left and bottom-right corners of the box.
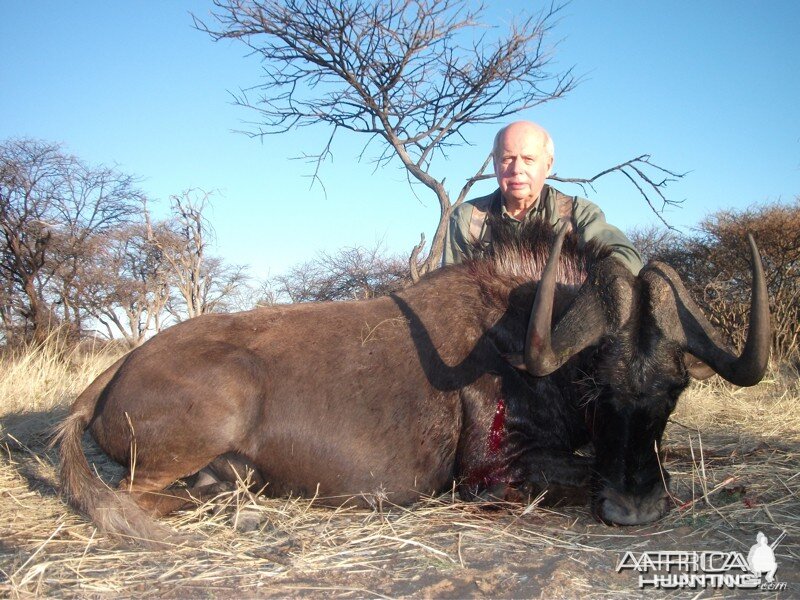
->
(503, 352), (528, 371)
(683, 353), (715, 380)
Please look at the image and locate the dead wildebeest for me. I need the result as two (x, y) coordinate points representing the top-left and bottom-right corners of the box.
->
(54, 220), (769, 545)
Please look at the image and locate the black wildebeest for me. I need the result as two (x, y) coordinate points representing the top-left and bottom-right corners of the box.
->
(55, 220), (770, 545)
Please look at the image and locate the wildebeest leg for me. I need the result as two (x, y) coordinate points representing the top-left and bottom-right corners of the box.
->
(117, 454), (264, 519)
(505, 450), (593, 506)
(191, 454), (267, 532)
(117, 475), (233, 517)
(194, 453), (265, 490)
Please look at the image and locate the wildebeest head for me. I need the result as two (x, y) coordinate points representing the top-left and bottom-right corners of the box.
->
(523, 225), (770, 525)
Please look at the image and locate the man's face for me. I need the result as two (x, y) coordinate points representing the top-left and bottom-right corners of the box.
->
(493, 125), (553, 208)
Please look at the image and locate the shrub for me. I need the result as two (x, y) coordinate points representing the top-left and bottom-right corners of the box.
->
(630, 199), (800, 364)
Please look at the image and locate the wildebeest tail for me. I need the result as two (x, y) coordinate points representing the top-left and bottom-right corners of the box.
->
(51, 357), (179, 548)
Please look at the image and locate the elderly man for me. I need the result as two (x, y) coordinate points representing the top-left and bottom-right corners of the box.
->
(442, 121), (643, 274)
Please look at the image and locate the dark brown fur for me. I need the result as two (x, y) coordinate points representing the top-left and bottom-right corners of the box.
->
(54, 222), (606, 545)
(55, 219), (768, 544)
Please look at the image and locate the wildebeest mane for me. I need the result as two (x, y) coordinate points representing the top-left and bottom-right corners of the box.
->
(466, 215), (611, 304)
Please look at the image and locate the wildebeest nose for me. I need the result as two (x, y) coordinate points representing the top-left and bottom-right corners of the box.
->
(596, 486), (671, 526)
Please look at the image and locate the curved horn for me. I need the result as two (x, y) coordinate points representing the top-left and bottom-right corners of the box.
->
(523, 224), (568, 375)
(645, 234), (770, 386)
(687, 234), (770, 385)
(523, 224), (610, 376)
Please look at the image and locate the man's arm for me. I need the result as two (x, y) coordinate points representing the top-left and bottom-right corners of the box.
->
(573, 198), (644, 275)
(441, 204), (472, 267)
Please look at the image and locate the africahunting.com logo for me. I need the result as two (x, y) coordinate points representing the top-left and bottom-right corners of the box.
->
(616, 531), (787, 591)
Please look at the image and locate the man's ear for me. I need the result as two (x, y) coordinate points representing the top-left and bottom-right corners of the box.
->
(546, 156), (554, 176)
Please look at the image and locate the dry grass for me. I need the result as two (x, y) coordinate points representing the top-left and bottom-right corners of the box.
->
(1, 340), (798, 598)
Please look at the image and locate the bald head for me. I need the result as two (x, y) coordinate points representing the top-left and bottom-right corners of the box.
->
(492, 121), (554, 163)
(492, 121), (555, 214)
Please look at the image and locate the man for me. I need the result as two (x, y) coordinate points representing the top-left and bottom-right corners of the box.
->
(442, 121), (643, 274)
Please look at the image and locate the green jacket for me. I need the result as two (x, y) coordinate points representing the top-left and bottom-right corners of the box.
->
(442, 185), (643, 275)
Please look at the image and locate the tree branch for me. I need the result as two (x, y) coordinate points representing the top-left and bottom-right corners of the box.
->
(549, 155), (686, 228)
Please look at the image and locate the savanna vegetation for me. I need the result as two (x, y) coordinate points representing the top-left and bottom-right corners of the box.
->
(0, 312), (797, 596)
(2, 155), (798, 594)
(2, 0), (798, 593)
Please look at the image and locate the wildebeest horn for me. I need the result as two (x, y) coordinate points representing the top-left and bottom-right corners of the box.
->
(523, 223), (610, 376)
(642, 234), (770, 386)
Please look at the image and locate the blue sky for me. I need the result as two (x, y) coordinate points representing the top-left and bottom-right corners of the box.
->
(2, 1), (799, 279)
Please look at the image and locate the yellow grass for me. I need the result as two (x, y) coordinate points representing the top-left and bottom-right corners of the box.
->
(0, 334), (120, 413)
(1, 338), (798, 597)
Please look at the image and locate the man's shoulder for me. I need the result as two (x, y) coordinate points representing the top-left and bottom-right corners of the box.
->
(466, 191), (496, 209)
(546, 185), (596, 208)
(452, 191), (496, 221)
(547, 186), (603, 219)
(573, 194), (601, 211)
(462, 191), (496, 211)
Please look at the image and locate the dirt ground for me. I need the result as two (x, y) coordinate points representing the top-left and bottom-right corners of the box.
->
(1, 364), (799, 598)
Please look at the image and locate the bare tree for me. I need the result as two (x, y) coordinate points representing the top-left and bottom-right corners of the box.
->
(626, 224), (684, 265)
(694, 200), (800, 363)
(250, 274), (284, 308)
(0, 139), (140, 343)
(154, 189), (249, 320)
(51, 169), (144, 337)
(0, 140), (61, 342)
(275, 243), (409, 302)
(80, 223), (172, 348)
(197, 0), (682, 280)
(0, 270), (17, 343)
(629, 199), (800, 363)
